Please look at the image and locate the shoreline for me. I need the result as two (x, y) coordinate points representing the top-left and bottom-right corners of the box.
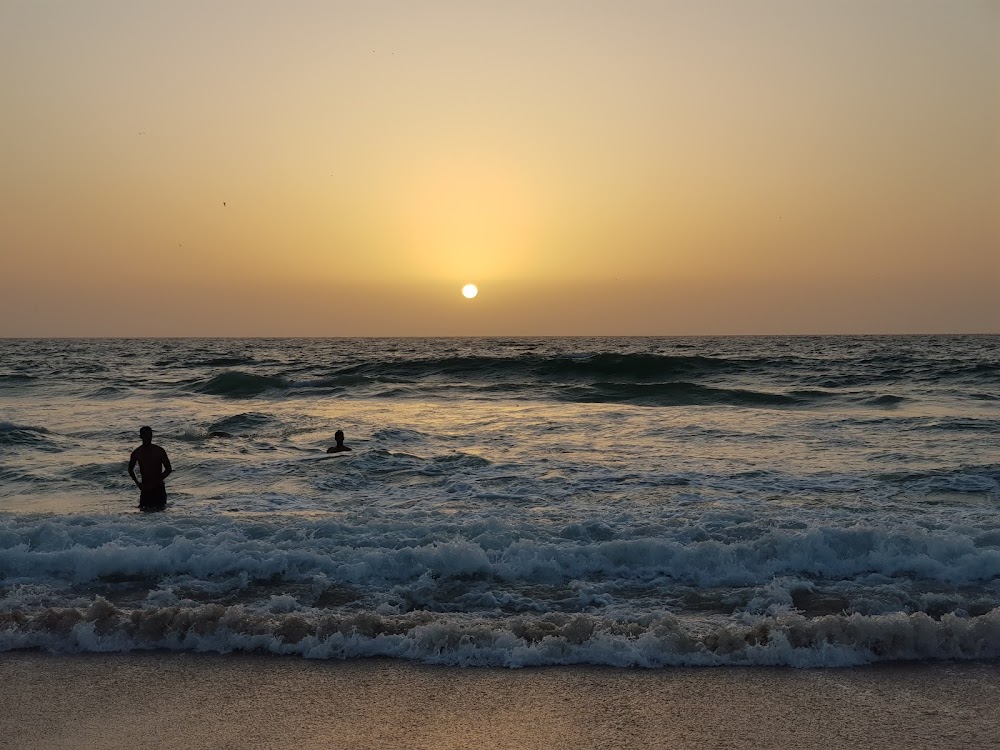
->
(1, 651), (998, 749)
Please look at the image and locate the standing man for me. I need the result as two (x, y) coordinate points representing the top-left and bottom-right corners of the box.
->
(128, 426), (172, 511)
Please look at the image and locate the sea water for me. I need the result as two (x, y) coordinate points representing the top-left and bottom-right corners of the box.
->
(1, 336), (998, 667)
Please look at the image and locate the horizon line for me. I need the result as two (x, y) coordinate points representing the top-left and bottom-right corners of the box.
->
(2, 332), (997, 341)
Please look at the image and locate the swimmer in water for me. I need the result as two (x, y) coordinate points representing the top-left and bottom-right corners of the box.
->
(327, 430), (351, 453)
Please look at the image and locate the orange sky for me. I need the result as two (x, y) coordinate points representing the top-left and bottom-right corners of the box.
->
(2, 1), (997, 336)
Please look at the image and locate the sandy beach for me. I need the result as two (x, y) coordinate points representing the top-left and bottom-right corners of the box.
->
(1, 652), (998, 749)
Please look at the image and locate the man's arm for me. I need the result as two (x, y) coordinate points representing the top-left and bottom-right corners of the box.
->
(160, 450), (172, 481)
(128, 451), (141, 487)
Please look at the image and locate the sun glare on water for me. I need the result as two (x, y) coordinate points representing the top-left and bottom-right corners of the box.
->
(462, 284), (479, 299)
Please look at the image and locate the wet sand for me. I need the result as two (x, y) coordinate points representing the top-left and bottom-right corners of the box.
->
(1, 652), (998, 749)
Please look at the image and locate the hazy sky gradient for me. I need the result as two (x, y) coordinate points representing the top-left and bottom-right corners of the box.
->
(2, 0), (997, 335)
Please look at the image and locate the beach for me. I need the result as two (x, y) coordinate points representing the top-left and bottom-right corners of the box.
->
(2, 652), (999, 749)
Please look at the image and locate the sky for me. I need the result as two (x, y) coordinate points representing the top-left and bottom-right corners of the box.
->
(2, 0), (997, 336)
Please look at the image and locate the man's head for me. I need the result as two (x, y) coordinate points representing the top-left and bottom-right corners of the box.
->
(139, 426), (153, 444)
(334, 430), (345, 444)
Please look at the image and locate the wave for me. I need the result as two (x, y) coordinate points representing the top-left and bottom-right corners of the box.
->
(146, 334), (999, 416)
(866, 394), (907, 407)
(8, 337), (999, 398)
(875, 466), (1000, 493)
(0, 422), (57, 450)
(938, 362), (1000, 381)
(909, 417), (1000, 432)
(538, 353), (758, 380)
(208, 412), (275, 434)
(2, 600), (998, 667)
(68, 462), (131, 488)
(193, 372), (288, 397)
(351, 449), (491, 477)
(558, 382), (804, 407)
(90, 385), (128, 398)
(0, 374), (35, 384)
(0, 467), (57, 485)
(3, 516), (999, 592)
(335, 353), (757, 383)
(179, 351), (967, 410)
(197, 356), (257, 367)
(3, 512), (1000, 666)
(187, 364), (819, 408)
(0, 422), (49, 434)
(278, 354), (759, 393)
(291, 374), (382, 390)
(369, 427), (431, 444)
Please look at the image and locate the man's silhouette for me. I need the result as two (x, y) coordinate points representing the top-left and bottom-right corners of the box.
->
(128, 426), (172, 511)
(326, 430), (352, 453)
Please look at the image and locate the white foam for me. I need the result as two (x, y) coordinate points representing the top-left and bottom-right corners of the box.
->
(2, 514), (1000, 591)
(2, 599), (999, 668)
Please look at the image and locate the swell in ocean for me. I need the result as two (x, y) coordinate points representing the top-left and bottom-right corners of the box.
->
(3, 336), (997, 406)
(182, 345), (999, 406)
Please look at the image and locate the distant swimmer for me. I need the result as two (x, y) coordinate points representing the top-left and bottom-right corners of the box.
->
(128, 426), (173, 511)
(326, 430), (352, 453)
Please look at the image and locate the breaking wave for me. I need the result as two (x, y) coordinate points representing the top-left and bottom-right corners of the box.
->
(2, 513), (1000, 666)
(2, 600), (999, 668)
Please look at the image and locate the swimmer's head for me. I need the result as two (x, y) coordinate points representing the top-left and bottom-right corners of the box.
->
(139, 426), (153, 443)
(334, 430), (345, 443)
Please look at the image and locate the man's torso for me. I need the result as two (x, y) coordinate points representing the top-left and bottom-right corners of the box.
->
(132, 444), (167, 487)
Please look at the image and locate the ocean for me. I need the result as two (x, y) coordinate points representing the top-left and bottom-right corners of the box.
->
(1, 335), (998, 668)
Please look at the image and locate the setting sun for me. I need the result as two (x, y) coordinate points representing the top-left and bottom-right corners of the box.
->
(462, 284), (479, 299)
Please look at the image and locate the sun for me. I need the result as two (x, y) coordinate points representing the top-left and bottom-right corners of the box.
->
(462, 284), (479, 299)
